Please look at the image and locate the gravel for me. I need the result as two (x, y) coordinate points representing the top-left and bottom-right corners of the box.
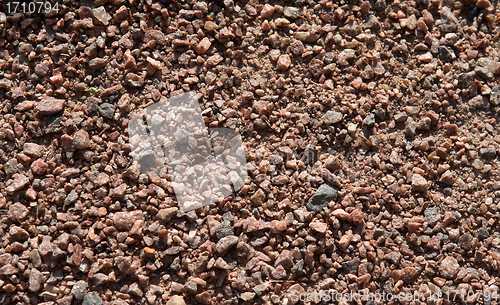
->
(72, 280), (89, 300)
(1, 0), (500, 304)
(82, 291), (104, 305)
(306, 183), (338, 212)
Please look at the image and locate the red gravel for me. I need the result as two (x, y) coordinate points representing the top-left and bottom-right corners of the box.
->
(1, 0), (500, 304)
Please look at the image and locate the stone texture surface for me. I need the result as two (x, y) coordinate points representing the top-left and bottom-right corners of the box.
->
(1, 1), (500, 304)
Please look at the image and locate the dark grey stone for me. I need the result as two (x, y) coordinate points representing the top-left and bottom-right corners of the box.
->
(221, 256), (237, 269)
(374, 0), (386, 11)
(439, 7), (459, 32)
(438, 46), (455, 62)
(291, 259), (305, 274)
(98, 103), (116, 119)
(424, 206), (441, 226)
(303, 146), (316, 165)
(475, 66), (494, 81)
(222, 211), (234, 222)
(306, 184), (338, 213)
(342, 258), (360, 274)
(480, 148), (497, 159)
(476, 229), (489, 240)
(363, 113), (376, 127)
(45, 115), (63, 134)
(283, 6), (301, 19)
(82, 291), (103, 305)
(457, 73), (472, 88)
(71, 281), (89, 300)
(64, 189), (78, 206)
(404, 117), (416, 138)
(215, 221), (234, 239)
(491, 85), (500, 106)
(459, 233), (473, 251)
(385, 252), (401, 265)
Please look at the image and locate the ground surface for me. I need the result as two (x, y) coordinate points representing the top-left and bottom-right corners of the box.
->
(1, 0), (500, 304)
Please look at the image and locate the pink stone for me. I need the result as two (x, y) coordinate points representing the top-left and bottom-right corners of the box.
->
(36, 97), (65, 115)
(271, 264), (287, 279)
(61, 134), (75, 152)
(73, 18), (94, 29)
(35, 60), (50, 76)
(8, 203), (29, 221)
(269, 49), (281, 62)
(111, 183), (127, 198)
(476, 0), (492, 9)
(416, 18), (428, 32)
(309, 221), (328, 233)
(351, 77), (363, 89)
(270, 220), (288, 233)
(401, 267), (418, 283)
(195, 37), (211, 55)
(439, 256), (460, 279)
(113, 5), (128, 22)
(50, 73), (64, 85)
(206, 54), (223, 66)
(261, 20), (271, 31)
(72, 244), (82, 265)
(23, 143), (43, 158)
(129, 219), (144, 236)
(427, 235), (441, 250)
(332, 209), (349, 220)
(0, 254), (12, 266)
(0, 264), (18, 276)
(100, 85), (123, 97)
(277, 55), (291, 70)
(411, 174), (428, 192)
(143, 30), (167, 45)
(6, 174), (29, 195)
(215, 235), (238, 254)
(114, 256), (140, 275)
(113, 210), (144, 230)
(348, 209), (365, 225)
(123, 49), (136, 69)
(167, 295), (186, 305)
(29, 268), (43, 292)
(260, 4), (275, 19)
(439, 170), (454, 185)
(14, 100), (35, 111)
(11, 123), (21, 140)
(338, 231), (352, 249)
(309, 58), (323, 78)
(352, 187), (375, 194)
(124, 72), (144, 87)
(38, 236), (53, 256)
(31, 159), (48, 175)
(250, 189), (266, 205)
(244, 217), (260, 233)
(9, 226), (30, 241)
(17, 153), (30, 162)
(73, 130), (91, 150)
(288, 284), (305, 305)
(195, 292), (210, 305)
(94, 172), (110, 186)
(89, 58), (108, 70)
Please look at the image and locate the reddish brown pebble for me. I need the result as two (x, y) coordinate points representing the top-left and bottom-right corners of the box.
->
(277, 55), (291, 70)
(36, 97), (65, 115)
(439, 256), (460, 279)
(411, 174), (428, 192)
(31, 159), (49, 175)
(195, 37), (211, 55)
(73, 130), (91, 149)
